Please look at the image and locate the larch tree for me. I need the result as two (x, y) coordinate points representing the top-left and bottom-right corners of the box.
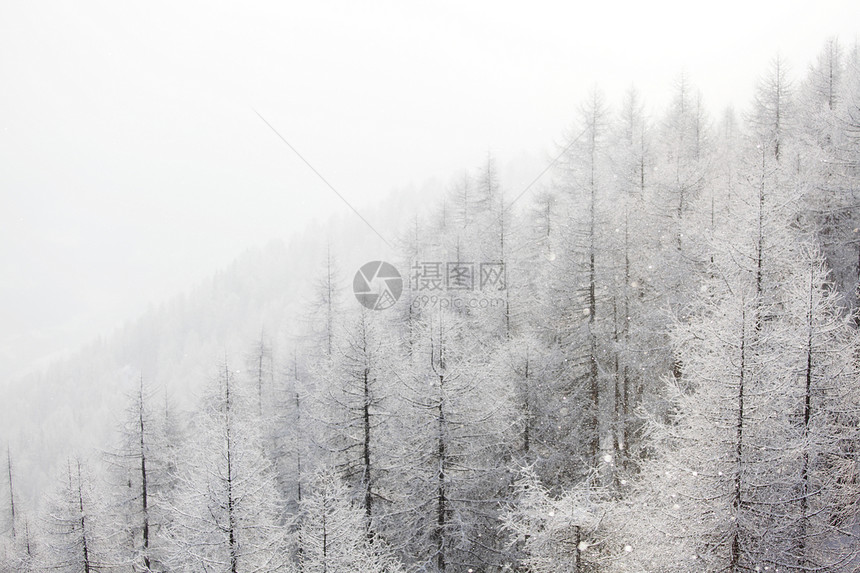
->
(775, 254), (860, 570)
(502, 468), (608, 573)
(298, 470), (405, 573)
(165, 362), (290, 573)
(1, 446), (35, 571)
(749, 55), (796, 163)
(477, 152), (513, 338)
(556, 88), (617, 475)
(798, 39), (860, 307)
(394, 309), (517, 572)
(105, 376), (170, 572)
(4, 446), (16, 541)
(607, 85), (659, 473)
(43, 458), (116, 573)
(247, 331), (274, 419)
(317, 308), (400, 533)
(654, 74), (713, 255)
(305, 244), (344, 362)
(271, 345), (314, 513)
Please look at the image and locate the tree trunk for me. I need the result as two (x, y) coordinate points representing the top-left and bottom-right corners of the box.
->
(730, 307), (747, 573)
(76, 461), (91, 573)
(362, 366), (373, 522)
(6, 447), (15, 540)
(138, 378), (151, 571)
(224, 364), (238, 573)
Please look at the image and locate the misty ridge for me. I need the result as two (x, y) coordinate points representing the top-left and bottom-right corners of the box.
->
(4, 36), (860, 573)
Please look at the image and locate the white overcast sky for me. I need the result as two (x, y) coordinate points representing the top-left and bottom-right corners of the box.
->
(1, 0), (858, 380)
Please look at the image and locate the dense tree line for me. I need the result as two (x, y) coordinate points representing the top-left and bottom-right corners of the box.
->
(3, 38), (860, 572)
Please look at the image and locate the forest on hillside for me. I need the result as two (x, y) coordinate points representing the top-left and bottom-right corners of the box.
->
(4, 38), (860, 572)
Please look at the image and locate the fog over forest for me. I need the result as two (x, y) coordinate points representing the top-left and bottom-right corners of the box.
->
(4, 4), (860, 573)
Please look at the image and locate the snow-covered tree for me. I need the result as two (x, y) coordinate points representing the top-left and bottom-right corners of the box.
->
(270, 345), (315, 512)
(627, 240), (860, 572)
(775, 254), (860, 569)
(42, 458), (117, 572)
(502, 468), (607, 573)
(2, 447), (18, 544)
(749, 55), (796, 163)
(104, 376), (174, 572)
(246, 331), (275, 418)
(304, 245), (344, 361)
(554, 89), (612, 469)
(317, 308), (401, 529)
(298, 470), (404, 573)
(394, 310), (517, 571)
(165, 362), (290, 572)
(0, 447), (36, 571)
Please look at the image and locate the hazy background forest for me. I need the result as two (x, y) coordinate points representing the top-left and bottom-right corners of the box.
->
(4, 5), (860, 573)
